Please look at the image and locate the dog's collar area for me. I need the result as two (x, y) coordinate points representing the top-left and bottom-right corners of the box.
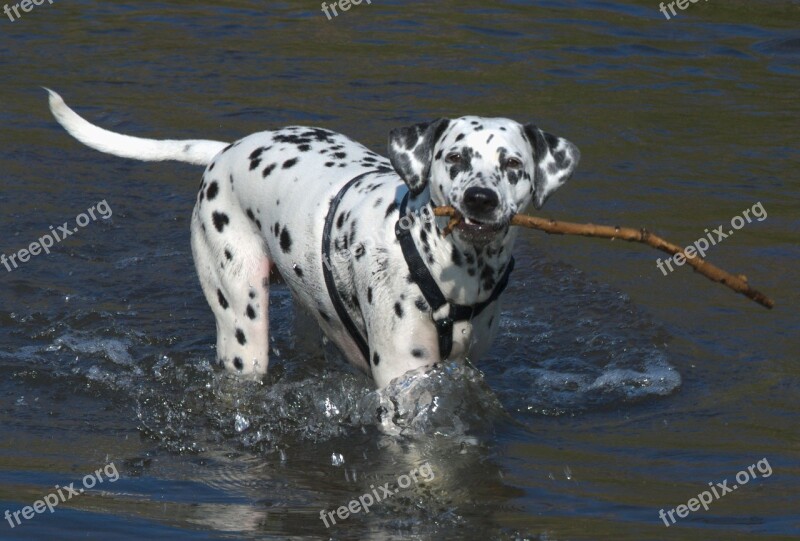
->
(395, 192), (515, 359)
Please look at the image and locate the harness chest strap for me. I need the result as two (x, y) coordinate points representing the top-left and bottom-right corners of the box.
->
(322, 178), (514, 366)
(394, 193), (515, 359)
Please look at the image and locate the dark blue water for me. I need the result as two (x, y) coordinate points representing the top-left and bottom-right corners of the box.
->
(1, 1), (798, 539)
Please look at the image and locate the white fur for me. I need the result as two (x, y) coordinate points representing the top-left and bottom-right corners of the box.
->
(46, 88), (227, 166)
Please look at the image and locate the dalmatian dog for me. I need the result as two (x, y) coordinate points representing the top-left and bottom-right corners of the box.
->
(46, 89), (579, 389)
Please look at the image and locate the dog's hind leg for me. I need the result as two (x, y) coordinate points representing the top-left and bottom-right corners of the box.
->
(190, 197), (271, 377)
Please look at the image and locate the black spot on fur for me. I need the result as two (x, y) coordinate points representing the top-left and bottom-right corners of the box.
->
(224, 249), (233, 261)
(354, 243), (366, 260)
(273, 132), (313, 145)
(212, 212), (229, 232)
(262, 163), (277, 178)
(233, 357), (243, 370)
(336, 212), (345, 229)
(217, 289), (229, 309)
(333, 152), (347, 159)
(302, 128), (336, 143)
(280, 227), (292, 253)
(282, 157), (298, 169)
(294, 266), (304, 278)
(411, 348), (425, 358)
(372, 352), (380, 366)
(324, 161), (335, 167)
(394, 303), (404, 318)
(385, 201), (398, 219)
(206, 182), (219, 200)
(415, 297), (429, 312)
(246, 305), (256, 319)
(367, 287), (373, 304)
(481, 265), (496, 291)
(236, 328), (246, 345)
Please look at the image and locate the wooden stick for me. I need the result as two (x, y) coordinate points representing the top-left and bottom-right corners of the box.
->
(433, 206), (774, 309)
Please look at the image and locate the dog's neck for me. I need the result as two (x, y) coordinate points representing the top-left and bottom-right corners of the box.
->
(404, 195), (515, 306)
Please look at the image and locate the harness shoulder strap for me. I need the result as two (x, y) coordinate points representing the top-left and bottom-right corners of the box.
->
(322, 172), (374, 364)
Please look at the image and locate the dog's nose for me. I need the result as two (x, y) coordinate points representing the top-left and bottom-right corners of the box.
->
(462, 187), (500, 215)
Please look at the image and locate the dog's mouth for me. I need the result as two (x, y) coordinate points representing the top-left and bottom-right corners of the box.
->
(450, 213), (509, 243)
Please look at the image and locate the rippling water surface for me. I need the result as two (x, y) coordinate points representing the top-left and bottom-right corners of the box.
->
(1, 1), (798, 539)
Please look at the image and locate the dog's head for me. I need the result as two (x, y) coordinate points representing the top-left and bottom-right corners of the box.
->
(388, 116), (579, 244)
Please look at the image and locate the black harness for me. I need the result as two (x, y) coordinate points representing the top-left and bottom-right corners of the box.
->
(322, 174), (515, 364)
(321, 172), (374, 363)
(394, 193), (514, 359)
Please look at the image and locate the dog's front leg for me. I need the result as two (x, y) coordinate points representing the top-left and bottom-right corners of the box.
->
(366, 302), (443, 389)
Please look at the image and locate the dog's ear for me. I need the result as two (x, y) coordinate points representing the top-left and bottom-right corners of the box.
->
(524, 125), (580, 209)
(388, 119), (450, 195)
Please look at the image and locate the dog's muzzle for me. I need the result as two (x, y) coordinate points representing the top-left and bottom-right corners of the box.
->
(454, 187), (509, 243)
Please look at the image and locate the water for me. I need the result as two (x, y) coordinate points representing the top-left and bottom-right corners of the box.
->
(1, 1), (798, 539)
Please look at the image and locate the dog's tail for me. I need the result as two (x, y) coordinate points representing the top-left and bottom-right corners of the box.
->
(45, 88), (228, 166)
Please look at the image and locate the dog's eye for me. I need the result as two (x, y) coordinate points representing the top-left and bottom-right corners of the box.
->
(506, 157), (523, 169)
(445, 152), (462, 165)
